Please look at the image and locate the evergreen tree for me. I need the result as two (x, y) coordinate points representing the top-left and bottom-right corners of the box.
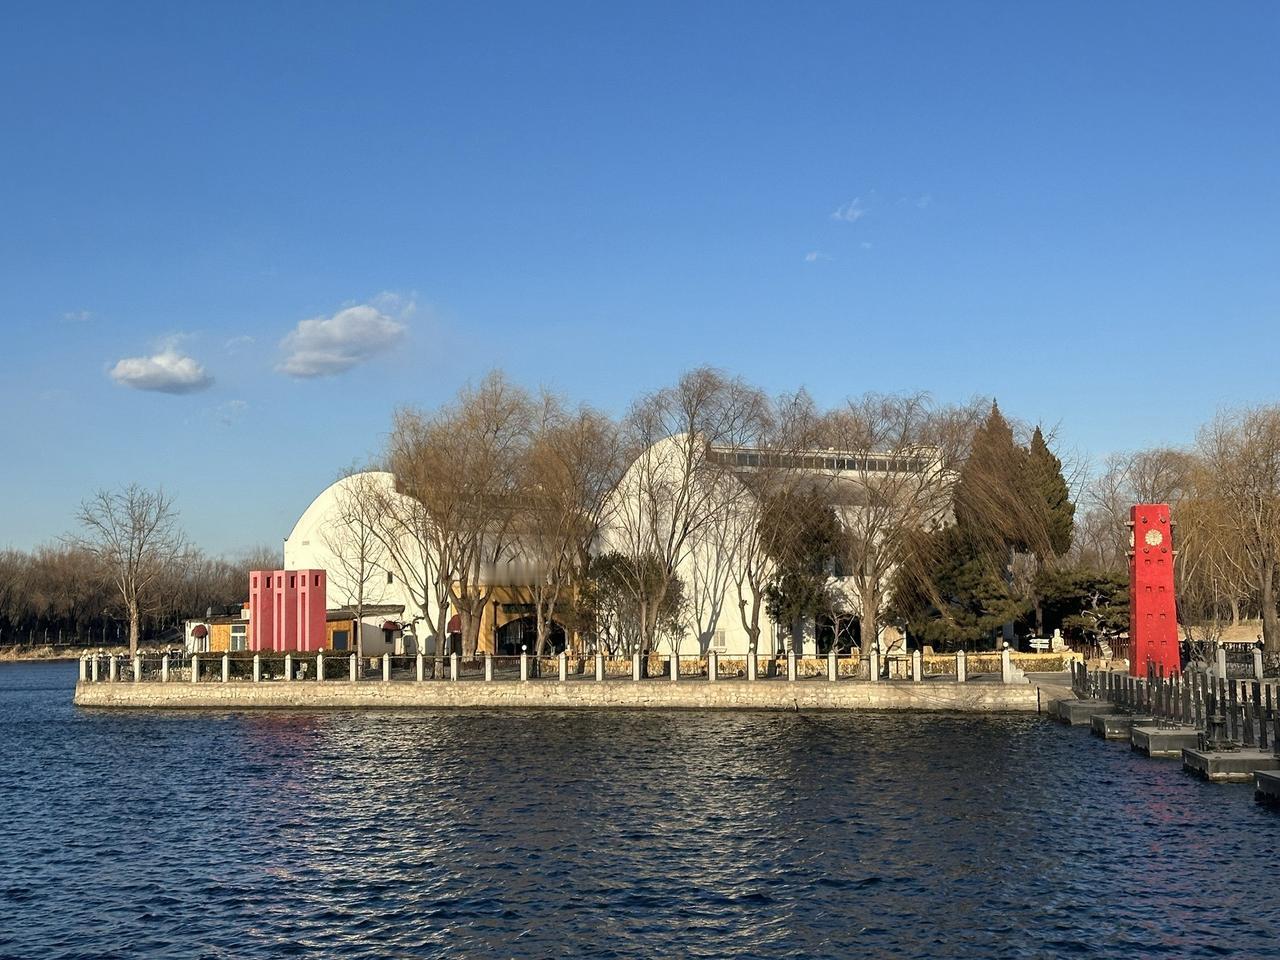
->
(1024, 426), (1074, 557)
(953, 401), (1030, 556)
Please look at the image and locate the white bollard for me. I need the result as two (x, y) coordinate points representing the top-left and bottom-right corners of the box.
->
(1000, 643), (1012, 684)
(595, 652), (605, 682)
(747, 652), (757, 682)
(451, 652), (460, 681)
(190, 653), (199, 684)
(670, 653), (679, 682)
(956, 649), (967, 683)
(520, 647), (529, 682)
(254, 654), (262, 683)
(869, 645), (881, 683)
(161, 654), (170, 684)
(317, 652), (325, 682)
(912, 649), (923, 683)
(91, 655), (100, 683)
(79, 656), (88, 683)
(133, 655), (141, 683)
(417, 651), (425, 682)
(1215, 643), (1228, 680)
(222, 653), (230, 683)
(1254, 644), (1265, 681)
(109, 656), (118, 683)
(384, 653), (392, 682)
(788, 650), (798, 682)
(708, 650), (718, 683)
(559, 651), (568, 682)
(350, 654), (357, 683)
(632, 652), (641, 682)
(485, 652), (494, 682)
(828, 649), (837, 682)
(284, 653), (293, 682)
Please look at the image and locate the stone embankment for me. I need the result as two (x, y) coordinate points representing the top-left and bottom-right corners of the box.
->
(74, 678), (1054, 711)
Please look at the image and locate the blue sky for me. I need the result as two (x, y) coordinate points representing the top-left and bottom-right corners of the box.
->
(2, 2), (1278, 555)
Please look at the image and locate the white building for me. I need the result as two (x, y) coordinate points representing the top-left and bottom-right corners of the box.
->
(282, 437), (936, 658)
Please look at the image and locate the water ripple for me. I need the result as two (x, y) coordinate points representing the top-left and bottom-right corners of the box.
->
(1, 662), (1278, 958)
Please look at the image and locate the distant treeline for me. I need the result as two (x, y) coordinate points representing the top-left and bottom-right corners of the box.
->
(0, 544), (277, 648)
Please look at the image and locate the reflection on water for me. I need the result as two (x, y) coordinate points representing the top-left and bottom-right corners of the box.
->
(2, 661), (1278, 959)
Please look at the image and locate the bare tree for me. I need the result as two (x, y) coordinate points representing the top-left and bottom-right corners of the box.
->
(388, 372), (535, 655)
(818, 395), (974, 655)
(1196, 407), (1280, 653)
(607, 368), (769, 656)
(70, 485), (189, 655)
(521, 397), (625, 654)
(322, 470), (390, 659)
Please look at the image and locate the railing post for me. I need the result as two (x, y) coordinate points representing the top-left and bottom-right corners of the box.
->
(869, 644), (880, 683)
(595, 652), (605, 682)
(451, 652), (460, 682)
(416, 651), (425, 682)
(632, 652), (641, 682)
(1255, 643), (1265, 681)
(1000, 643), (1012, 684)
(383, 653), (391, 682)
(956, 649), (967, 683)
(316, 651), (325, 682)
(747, 652), (757, 682)
(787, 650), (797, 682)
(559, 651), (568, 682)
(521, 646), (529, 682)
(91, 655), (100, 683)
(133, 654), (141, 683)
(1215, 643), (1228, 680)
(912, 648), (923, 683)
(161, 654), (169, 684)
(485, 652), (494, 682)
(190, 653), (199, 684)
(254, 654), (262, 683)
(708, 650), (718, 683)
(79, 656), (88, 683)
(670, 652), (679, 682)
(828, 649), (837, 682)
(222, 653), (229, 683)
(108, 655), (117, 683)
(349, 654), (357, 683)
(284, 652), (293, 682)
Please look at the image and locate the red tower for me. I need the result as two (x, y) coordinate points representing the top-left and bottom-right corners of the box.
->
(1128, 503), (1180, 677)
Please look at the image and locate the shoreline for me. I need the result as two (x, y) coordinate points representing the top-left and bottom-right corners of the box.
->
(73, 678), (1069, 712)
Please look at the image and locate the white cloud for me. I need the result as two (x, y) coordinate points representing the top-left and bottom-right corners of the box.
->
(277, 293), (412, 378)
(804, 250), (831, 262)
(224, 334), (255, 352)
(916, 193), (932, 209)
(829, 198), (866, 223)
(63, 310), (92, 323)
(217, 399), (248, 426)
(109, 348), (214, 394)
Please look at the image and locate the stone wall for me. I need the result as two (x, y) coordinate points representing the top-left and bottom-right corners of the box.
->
(73, 678), (1056, 712)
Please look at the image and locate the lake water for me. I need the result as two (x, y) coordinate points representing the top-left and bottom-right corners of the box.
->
(1, 661), (1277, 959)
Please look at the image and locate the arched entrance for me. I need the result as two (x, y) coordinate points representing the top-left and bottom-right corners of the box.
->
(495, 616), (566, 655)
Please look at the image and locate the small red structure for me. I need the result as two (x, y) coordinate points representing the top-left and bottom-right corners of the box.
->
(1128, 504), (1180, 677)
(248, 569), (327, 652)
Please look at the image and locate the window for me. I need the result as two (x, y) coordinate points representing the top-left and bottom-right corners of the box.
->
(290, 575), (296, 588)
(333, 630), (349, 651)
(387, 572), (394, 584)
(230, 624), (247, 652)
(711, 629), (727, 652)
(314, 575), (320, 587)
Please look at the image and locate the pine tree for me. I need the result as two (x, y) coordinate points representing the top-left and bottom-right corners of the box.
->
(953, 401), (1029, 556)
(1024, 426), (1074, 557)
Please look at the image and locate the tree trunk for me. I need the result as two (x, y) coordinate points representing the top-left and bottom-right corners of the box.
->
(859, 582), (878, 656)
(128, 604), (140, 657)
(1261, 561), (1280, 654)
